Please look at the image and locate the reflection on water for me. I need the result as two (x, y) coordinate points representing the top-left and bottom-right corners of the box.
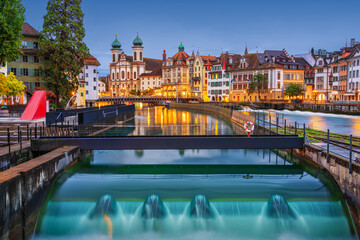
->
(100, 106), (243, 136)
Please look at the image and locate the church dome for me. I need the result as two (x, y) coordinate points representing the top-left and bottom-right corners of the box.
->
(112, 34), (121, 49)
(133, 31), (143, 46)
(178, 42), (184, 52)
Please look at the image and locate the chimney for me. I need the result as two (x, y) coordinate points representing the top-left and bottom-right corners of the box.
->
(162, 50), (166, 62)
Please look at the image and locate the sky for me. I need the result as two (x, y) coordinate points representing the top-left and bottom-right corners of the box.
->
(22, 0), (360, 76)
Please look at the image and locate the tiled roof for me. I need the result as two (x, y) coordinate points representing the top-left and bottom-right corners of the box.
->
(122, 56), (162, 71)
(172, 51), (190, 61)
(84, 54), (100, 66)
(294, 57), (310, 66)
(200, 56), (217, 62)
(140, 67), (162, 77)
(22, 22), (39, 36)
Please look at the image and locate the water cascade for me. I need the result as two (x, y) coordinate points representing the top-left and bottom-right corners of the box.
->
(189, 194), (213, 218)
(89, 194), (118, 218)
(140, 194), (166, 219)
(266, 194), (296, 219)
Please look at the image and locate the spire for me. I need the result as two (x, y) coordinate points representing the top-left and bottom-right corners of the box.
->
(111, 34), (121, 49)
(133, 31), (143, 46)
(245, 43), (248, 55)
(162, 50), (166, 62)
(178, 42), (184, 52)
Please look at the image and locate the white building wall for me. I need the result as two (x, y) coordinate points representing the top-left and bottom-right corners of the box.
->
(140, 76), (161, 91)
(348, 52), (360, 92)
(85, 64), (99, 101)
(0, 62), (7, 76)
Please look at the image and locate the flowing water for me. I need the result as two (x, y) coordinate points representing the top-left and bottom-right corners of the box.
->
(32, 106), (357, 240)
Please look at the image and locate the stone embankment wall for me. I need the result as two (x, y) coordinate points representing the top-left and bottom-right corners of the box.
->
(0, 146), (80, 240)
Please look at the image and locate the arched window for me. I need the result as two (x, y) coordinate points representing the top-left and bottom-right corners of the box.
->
(127, 72), (130, 79)
(140, 52), (142, 60)
(116, 72), (119, 79)
(118, 54), (120, 61)
(134, 84), (136, 89)
(112, 54), (115, 62)
(134, 52), (137, 61)
(134, 72), (137, 79)
(112, 73), (114, 79)
(121, 71), (125, 79)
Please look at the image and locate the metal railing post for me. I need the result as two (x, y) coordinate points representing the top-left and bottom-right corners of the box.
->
(27, 124), (29, 140)
(276, 117), (279, 135)
(284, 119), (287, 136)
(269, 115), (271, 135)
(20, 130), (22, 150)
(295, 121), (297, 135)
(327, 129), (330, 163)
(350, 134), (353, 174)
(303, 124), (306, 151)
(35, 124), (37, 139)
(7, 128), (11, 153)
(17, 126), (20, 143)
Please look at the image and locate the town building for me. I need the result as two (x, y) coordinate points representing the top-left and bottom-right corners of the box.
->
(139, 67), (162, 92)
(188, 51), (217, 100)
(207, 60), (231, 102)
(229, 49), (305, 102)
(109, 33), (162, 97)
(0, 62), (7, 76)
(346, 45), (360, 100)
(77, 54), (100, 107)
(161, 43), (191, 98)
(98, 80), (106, 93)
(7, 23), (44, 91)
(294, 54), (315, 101)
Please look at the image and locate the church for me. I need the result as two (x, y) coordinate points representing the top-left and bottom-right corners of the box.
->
(109, 32), (162, 97)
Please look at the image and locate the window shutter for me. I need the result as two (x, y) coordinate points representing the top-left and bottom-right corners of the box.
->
(27, 41), (33, 49)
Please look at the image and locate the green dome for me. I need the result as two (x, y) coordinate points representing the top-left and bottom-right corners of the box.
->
(178, 42), (184, 52)
(112, 34), (121, 49)
(133, 31), (143, 46)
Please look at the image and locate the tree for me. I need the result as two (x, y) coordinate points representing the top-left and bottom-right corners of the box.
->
(285, 83), (304, 98)
(39, 0), (88, 107)
(0, 0), (25, 64)
(142, 88), (155, 96)
(129, 89), (138, 96)
(247, 73), (268, 101)
(0, 73), (25, 104)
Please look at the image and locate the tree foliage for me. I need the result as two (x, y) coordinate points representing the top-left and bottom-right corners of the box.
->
(129, 89), (138, 96)
(39, 0), (88, 106)
(142, 88), (155, 96)
(247, 73), (268, 101)
(0, 72), (25, 97)
(285, 83), (303, 98)
(0, 0), (25, 64)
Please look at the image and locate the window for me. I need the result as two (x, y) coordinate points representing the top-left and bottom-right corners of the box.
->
(23, 55), (28, 62)
(93, 86), (96, 90)
(121, 71), (125, 79)
(33, 42), (38, 49)
(277, 71), (281, 80)
(128, 72), (130, 79)
(112, 54), (115, 62)
(93, 77), (96, 82)
(357, 70), (359, 78)
(134, 52), (137, 61)
(34, 56), (39, 63)
(81, 92), (84, 97)
(112, 73), (114, 79)
(86, 65), (88, 69)
(317, 68), (324, 73)
(134, 72), (136, 79)
(86, 73), (88, 77)
(140, 52), (142, 60)
(11, 68), (17, 75)
(86, 82), (89, 86)
(93, 69), (96, 73)
(86, 90), (88, 94)
(23, 68), (28, 76)
(22, 41), (27, 48)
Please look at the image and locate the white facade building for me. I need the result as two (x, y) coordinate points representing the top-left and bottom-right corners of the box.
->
(347, 47), (360, 98)
(313, 56), (332, 101)
(98, 80), (106, 93)
(207, 63), (230, 102)
(0, 62), (7, 76)
(78, 54), (100, 106)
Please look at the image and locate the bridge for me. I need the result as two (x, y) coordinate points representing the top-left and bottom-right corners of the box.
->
(97, 97), (202, 104)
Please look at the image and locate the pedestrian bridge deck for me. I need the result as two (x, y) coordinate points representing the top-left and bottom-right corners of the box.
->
(31, 135), (304, 152)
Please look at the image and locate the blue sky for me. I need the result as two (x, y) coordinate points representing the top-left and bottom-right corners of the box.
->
(22, 0), (360, 76)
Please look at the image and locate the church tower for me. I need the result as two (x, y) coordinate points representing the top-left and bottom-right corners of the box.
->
(132, 31), (144, 62)
(111, 34), (122, 63)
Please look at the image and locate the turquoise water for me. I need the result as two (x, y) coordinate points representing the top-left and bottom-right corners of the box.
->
(33, 107), (357, 240)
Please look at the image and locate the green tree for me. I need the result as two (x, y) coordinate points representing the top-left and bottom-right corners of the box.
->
(142, 88), (155, 96)
(247, 73), (268, 101)
(285, 83), (304, 98)
(0, 0), (25, 64)
(39, 0), (88, 107)
(129, 89), (138, 96)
